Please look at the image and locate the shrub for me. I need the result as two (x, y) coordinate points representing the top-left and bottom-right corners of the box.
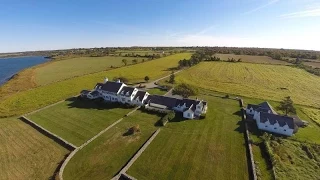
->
(125, 125), (140, 136)
(200, 114), (206, 119)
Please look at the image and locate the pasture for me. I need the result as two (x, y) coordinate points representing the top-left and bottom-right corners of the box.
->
(215, 53), (290, 65)
(27, 98), (133, 146)
(63, 110), (160, 180)
(127, 95), (249, 180)
(271, 139), (320, 179)
(35, 56), (144, 85)
(0, 53), (192, 117)
(304, 61), (320, 68)
(0, 117), (69, 180)
(301, 108), (320, 125)
(176, 62), (320, 108)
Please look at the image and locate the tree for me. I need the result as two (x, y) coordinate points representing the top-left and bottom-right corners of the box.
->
(277, 96), (296, 115)
(169, 71), (175, 84)
(122, 59), (127, 66)
(144, 76), (150, 82)
(132, 59), (138, 64)
(172, 83), (198, 98)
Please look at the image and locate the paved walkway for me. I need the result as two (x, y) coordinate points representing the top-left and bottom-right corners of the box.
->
(58, 107), (139, 180)
(112, 128), (161, 180)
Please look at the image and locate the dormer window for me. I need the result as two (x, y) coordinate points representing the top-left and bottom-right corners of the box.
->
(121, 91), (124, 95)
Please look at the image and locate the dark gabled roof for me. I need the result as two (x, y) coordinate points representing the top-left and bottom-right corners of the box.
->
(90, 90), (100, 96)
(259, 102), (277, 114)
(176, 99), (207, 111)
(147, 95), (178, 108)
(176, 98), (198, 108)
(134, 90), (147, 101)
(260, 112), (295, 129)
(95, 83), (104, 89)
(120, 86), (135, 96)
(247, 104), (260, 110)
(99, 81), (123, 93)
(256, 107), (270, 113)
(80, 90), (91, 95)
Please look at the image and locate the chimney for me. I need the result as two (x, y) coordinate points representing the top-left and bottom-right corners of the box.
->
(116, 79), (121, 83)
(104, 77), (108, 84)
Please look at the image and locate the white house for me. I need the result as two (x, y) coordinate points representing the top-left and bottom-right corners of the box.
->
(246, 102), (296, 136)
(145, 95), (208, 119)
(80, 78), (208, 119)
(132, 90), (149, 106)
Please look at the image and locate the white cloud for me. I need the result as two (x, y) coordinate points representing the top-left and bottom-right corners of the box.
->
(243, 0), (280, 14)
(280, 7), (320, 18)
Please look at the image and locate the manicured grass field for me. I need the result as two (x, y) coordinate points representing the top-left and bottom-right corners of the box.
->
(127, 95), (249, 180)
(215, 53), (290, 65)
(63, 110), (160, 180)
(0, 53), (192, 117)
(176, 62), (320, 108)
(0, 117), (69, 180)
(27, 98), (133, 146)
(35, 56), (145, 85)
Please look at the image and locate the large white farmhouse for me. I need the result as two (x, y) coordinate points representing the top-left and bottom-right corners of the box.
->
(80, 78), (208, 119)
(246, 102), (297, 136)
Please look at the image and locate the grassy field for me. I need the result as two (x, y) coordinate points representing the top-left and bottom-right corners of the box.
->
(63, 110), (160, 180)
(215, 54), (290, 65)
(127, 95), (249, 180)
(304, 61), (320, 68)
(176, 62), (320, 108)
(271, 139), (320, 179)
(0, 117), (69, 180)
(146, 87), (168, 95)
(27, 98), (133, 146)
(0, 53), (192, 117)
(35, 56), (145, 85)
(301, 108), (320, 125)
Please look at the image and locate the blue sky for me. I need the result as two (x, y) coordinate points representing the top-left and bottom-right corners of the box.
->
(1, 0), (320, 52)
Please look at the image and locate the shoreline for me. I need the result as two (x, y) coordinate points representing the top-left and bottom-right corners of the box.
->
(0, 55), (51, 60)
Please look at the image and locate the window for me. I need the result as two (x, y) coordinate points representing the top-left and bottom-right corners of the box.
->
(188, 113), (191, 117)
(274, 127), (277, 130)
(265, 126), (268, 128)
(284, 129), (286, 131)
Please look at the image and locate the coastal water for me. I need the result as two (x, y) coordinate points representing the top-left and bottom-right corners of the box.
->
(0, 56), (49, 86)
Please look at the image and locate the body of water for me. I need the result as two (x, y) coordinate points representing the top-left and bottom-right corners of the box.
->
(0, 56), (49, 86)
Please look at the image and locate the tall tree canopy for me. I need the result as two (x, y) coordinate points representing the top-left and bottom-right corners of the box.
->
(277, 96), (296, 115)
(172, 83), (198, 98)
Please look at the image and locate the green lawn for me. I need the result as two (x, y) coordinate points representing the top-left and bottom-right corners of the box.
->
(146, 87), (168, 95)
(63, 110), (160, 180)
(0, 53), (192, 117)
(35, 56), (144, 85)
(176, 62), (320, 108)
(27, 98), (133, 146)
(127, 95), (249, 180)
(0, 117), (69, 180)
(214, 53), (290, 65)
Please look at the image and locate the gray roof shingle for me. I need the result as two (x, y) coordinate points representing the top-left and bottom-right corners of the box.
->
(260, 112), (295, 129)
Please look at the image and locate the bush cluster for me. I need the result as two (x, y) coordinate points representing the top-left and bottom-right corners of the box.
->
(158, 111), (176, 126)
